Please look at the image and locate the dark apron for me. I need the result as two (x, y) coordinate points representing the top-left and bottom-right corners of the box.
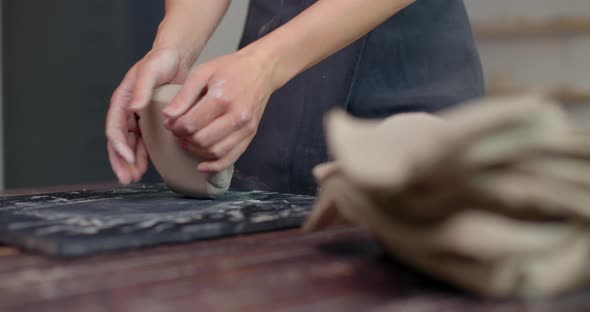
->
(231, 0), (485, 195)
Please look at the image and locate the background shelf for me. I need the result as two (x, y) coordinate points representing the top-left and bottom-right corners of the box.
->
(475, 17), (590, 39)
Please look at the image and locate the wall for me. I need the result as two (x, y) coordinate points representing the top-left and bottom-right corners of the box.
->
(197, 1), (249, 65)
(0, 2), (3, 189)
(2, 1), (160, 188)
(0, 0), (249, 189)
(464, 0), (590, 103)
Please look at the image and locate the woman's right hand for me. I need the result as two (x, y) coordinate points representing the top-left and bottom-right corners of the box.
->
(105, 48), (193, 184)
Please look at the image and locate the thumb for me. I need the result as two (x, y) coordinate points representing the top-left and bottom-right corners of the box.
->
(128, 63), (158, 111)
(128, 51), (181, 111)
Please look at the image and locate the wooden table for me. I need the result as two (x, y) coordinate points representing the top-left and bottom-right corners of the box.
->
(1, 185), (589, 312)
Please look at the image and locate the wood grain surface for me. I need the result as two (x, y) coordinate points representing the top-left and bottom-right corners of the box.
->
(2, 186), (590, 312)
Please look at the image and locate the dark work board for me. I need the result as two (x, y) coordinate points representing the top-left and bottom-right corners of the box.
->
(0, 184), (314, 257)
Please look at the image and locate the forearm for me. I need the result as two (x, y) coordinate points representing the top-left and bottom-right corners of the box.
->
(153, 0), (231, 65)
(241, 0), (415, 89)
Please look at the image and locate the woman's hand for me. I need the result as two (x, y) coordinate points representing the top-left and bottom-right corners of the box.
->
(163, 50), (277, 173)
(105, 48), (193, 184)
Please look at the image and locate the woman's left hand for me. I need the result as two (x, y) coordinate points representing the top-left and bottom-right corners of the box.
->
(163, 50), (277, 173)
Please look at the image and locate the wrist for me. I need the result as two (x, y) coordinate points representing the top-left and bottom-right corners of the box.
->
(152, 18), (206, 66)
(238, 38), (294, 91)
(236, 42), (286, 92)
(146, 46), (195, 76)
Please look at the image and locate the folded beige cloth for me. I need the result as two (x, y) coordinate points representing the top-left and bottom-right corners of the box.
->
(304, 95), (590, 299)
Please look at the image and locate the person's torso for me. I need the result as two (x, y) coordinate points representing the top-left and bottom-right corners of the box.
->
(231, 0), (485, 195)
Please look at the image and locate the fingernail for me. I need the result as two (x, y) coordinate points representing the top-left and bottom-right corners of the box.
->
(128, 166), (137, 183)
(131, 98), (149, 111)
(128, 102), (139, 111)
(118, 173), (131, 185)
(162, 110), (174, 119)
(114, 141), (136, 164)
(197, 164), (208, 172)
(133, 170), (142, 183)
(163, 104), (178, 117)
(115, 172), (124, 184)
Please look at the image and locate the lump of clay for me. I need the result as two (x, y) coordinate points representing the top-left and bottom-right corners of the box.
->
(138, 84), (233, 198)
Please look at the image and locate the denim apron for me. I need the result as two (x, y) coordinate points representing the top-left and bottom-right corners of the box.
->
(231, 0), (485, 195)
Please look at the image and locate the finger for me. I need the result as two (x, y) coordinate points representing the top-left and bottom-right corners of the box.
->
(106, 68), (138, 164)
(129, 51), (180, 111)
(109, 66), (138, 112)
(105, 92), (135, 164)
(190, 110), (252, 148)
(163, 67), (212, 118)
(181, 119), (252, 160)
(312, 162), (340, 183)
(303, 199), (339, 232)
(167, 93), (228, 137)
(106, 111), (135, 165)
(107, 143), (126, 182)
(127, 114), (139, 133)
(194, 119), (254, 161)
(107, 142), (132, 184)
(181, 139), (217, 161)
(135, 137), (149, 178)
(126, 133), (142, 182)
(197, 137), (251, 173)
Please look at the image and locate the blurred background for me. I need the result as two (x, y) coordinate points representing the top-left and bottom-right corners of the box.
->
(0, 0), (588, 190)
